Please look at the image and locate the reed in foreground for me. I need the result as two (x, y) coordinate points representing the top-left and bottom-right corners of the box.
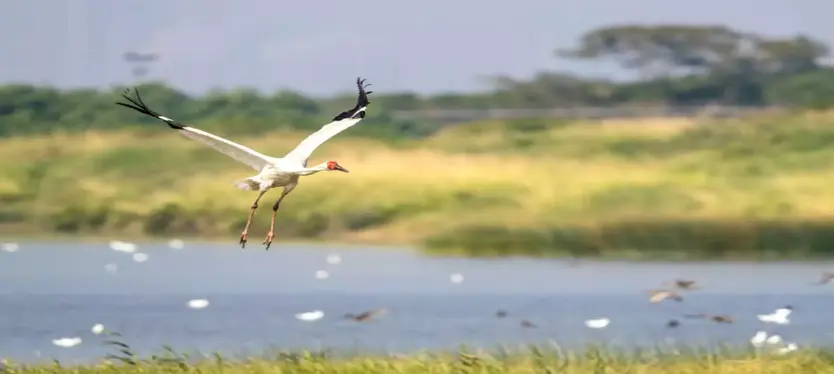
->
(4, 345), (833, 374)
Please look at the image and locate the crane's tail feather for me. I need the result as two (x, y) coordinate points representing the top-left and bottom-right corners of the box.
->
(233, 178), (261, 191)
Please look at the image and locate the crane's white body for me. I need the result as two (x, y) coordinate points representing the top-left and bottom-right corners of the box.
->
(236, 163), (302, 192)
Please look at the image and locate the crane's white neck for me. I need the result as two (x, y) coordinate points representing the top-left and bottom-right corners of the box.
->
(296, 162), (330, 175)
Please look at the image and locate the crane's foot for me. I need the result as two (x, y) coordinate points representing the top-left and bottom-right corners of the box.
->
(263, 232), (275, 251)
(239, 232), (248, 249)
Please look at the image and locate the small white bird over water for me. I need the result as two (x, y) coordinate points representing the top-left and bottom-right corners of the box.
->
(450, 273), (464, 284)
(315, 270), (330, 280)
(584, 318), (610, 329)
(132, 253), (149, 263)
(109, 240), (136, 253)
(1, 242), (19, 253)
(777, 343), (799, 354)
(766, 334), (783, 345)
(187, 299), (210, 309)
(116, 78), (373, 250)
(91, 324), (105, 335)
(758, 306), (791, 324)
(168, 239), (185, 250)
(295, 310), (324, 321)
(750, 331), (768, 347)
(326, 254), (342, 265)
(52, 337), (82, 348)
(104, 263), (118, 273)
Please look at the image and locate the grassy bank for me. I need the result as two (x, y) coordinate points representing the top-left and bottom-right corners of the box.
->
(2, 345), (828, 374)
(4, 110), (834, 258)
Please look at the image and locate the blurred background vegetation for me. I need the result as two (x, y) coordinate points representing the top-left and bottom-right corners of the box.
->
(4, 24), (834, 259)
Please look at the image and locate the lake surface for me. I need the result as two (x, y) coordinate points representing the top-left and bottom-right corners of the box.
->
(1, 241), (833, 363)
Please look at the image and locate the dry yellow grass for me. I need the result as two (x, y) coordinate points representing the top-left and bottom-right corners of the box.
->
(4, 346), (831, 374)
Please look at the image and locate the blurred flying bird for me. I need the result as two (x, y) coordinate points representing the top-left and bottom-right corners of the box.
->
(123, 51), (158, 62)
(648, 289), (684, 303)
(116, 78), (373, 250)
(684, 313), (733, 323)
(344, 308), (388, 322)
(520, 320), (537, 328)
(495, 310), (508, 318)
(663, 279), (700, 290)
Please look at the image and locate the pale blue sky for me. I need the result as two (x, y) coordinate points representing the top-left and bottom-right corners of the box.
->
(1, 0), (831, 96)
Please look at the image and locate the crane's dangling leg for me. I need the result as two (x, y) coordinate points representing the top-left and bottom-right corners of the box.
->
(263, 185), (295, 251)
(240, 189), (268, 249)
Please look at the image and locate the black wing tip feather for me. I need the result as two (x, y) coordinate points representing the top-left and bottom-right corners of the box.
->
(356, 77), (373, 106)
(115, 87), (184, 130)
(332, 77), (373, 121)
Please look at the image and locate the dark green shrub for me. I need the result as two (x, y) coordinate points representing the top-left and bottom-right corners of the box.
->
(341, 207), (398, 231)
(144, 203), (196, 235)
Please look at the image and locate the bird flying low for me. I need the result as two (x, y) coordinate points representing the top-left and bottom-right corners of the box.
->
(647, 289), (683, 303)
(757, 306), (792, 325)
(684, 313), (733, 323)
(116, 77), (373, 250)
(343, 307), (388, 322)
(663, 279), (700, 290)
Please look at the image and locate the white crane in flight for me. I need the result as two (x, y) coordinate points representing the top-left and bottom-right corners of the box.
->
(116, 77), (373, 250)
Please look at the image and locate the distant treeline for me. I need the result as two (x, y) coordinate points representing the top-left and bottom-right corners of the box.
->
(2, 24), (834, 138)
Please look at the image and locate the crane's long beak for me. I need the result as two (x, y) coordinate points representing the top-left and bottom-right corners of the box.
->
(334, 165), (349, 173)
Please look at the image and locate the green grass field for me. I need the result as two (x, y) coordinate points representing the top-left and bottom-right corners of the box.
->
(4, 110), (834, 258)
(3, 345), (828, 374)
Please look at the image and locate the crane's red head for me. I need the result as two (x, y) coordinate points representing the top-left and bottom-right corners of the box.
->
(326, 160), (349, 173)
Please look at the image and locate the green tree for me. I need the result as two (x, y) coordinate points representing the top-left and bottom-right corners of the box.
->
(560, 25), (828, 78)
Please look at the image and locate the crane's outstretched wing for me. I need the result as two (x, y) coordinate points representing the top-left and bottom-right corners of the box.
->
(116, 88), (274, 171)
(283, 77), (373, 165)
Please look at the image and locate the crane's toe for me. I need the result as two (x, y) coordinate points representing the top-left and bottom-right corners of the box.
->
(263, 232), (275, 251)
(239, 233), (248, 249)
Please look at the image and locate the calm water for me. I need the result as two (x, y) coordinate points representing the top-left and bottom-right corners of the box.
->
(1, 241), (833, 363)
